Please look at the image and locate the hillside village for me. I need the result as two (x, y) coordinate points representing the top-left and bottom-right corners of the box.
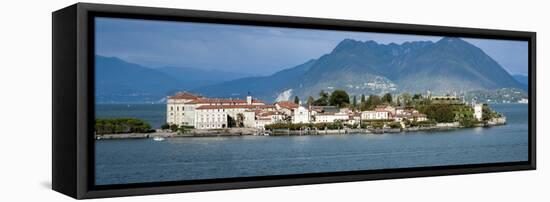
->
(164, 90), (505, 135)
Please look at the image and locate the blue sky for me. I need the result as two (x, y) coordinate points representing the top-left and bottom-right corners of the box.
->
(96, 17), (528, 76)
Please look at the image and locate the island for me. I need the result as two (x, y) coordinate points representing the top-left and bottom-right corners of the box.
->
(95, 90), (506, 139)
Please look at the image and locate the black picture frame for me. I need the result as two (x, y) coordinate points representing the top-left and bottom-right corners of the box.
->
(52, 3), (536, 199)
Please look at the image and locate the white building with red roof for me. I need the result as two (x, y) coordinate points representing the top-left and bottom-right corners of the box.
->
(166, 92), (200, 125)
(274, 101), (299, 116)
(292, 106), (312, 124)
(167, 92), (269, 128)
(194, 105), (275, 129)
(314, 112), (349, 123)
(361, 109), (391, 120)
(243, 110), (284, 129)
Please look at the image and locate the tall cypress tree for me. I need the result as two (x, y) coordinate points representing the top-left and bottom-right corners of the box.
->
(294, 96), (300, 104)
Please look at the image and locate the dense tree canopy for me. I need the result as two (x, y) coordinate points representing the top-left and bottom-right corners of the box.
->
(313, 90), (330, 106)
(307, 96), (315, 106)
(362, 95), (382, 110)
(420, 104), (455, 123)
(95, 118), (153, 135)
(329, 90), (350, 107)
(400, 93), (412, 106)
(381, 93), (392, 104)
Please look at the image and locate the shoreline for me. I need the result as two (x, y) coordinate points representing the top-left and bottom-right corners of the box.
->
(96, 121), (506, 140)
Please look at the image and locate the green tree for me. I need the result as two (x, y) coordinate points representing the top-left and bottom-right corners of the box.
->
(94, 118), (154, 135)
(161, 123), (170, 130)
(313, 90), (330, 106)
(381, 93), (392, 104)
(400, 93), (412, 107)
(352, 95), (357, 108)
(482, 105), (500, 121)
(412, 93), (423, 100)
(294, 96), (300, 104)
(422, 104), (455, 123)
(169, 124), (179, 132)
(329, 89), (350, 107)
(364, 95), (382, 110)
(361, 94), (366, 103)
(236, 113), (245, 127)
(307, 96), (315, 106)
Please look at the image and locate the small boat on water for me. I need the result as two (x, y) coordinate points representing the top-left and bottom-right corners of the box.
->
(153, 136), (165, 141)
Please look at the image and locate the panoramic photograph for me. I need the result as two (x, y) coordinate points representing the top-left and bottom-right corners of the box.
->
(94, 17), (529, 185)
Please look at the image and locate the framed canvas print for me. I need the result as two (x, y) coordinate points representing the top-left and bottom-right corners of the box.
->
(52, 3), (536, 199)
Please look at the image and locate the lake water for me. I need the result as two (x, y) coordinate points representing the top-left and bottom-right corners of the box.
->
(95, 104), (529, 185)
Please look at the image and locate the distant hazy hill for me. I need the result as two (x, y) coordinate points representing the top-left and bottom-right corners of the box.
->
(156, 66), (250, 88)
(95, 56), (248, 103)
(195, 37), (523, 102)
(513, 74), (529, 90)
(96, 56), (184, 103)
(193, 59), (317, 100)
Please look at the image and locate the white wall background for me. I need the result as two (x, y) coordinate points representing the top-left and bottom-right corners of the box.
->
(0, 0), (547, 201)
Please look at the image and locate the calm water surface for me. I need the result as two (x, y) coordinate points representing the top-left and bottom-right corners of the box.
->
(95, 104), (528, 185)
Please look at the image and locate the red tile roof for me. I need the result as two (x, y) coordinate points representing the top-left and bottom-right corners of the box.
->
(187, 98), (264, 104)
(168, 92), (199, 100)
(258, 111), (278, 116)
(276, 101), (299, 109)
(196, 105), (275, 110)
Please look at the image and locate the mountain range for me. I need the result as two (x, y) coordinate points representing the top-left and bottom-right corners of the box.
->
(96, 37), (526, 103)
(194, 37), (524, 102)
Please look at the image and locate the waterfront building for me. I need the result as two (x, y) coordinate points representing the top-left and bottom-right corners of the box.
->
(167, 92), (268, 127)
(194, 104), (275, 129)
(194, 105), (229, 129)
(166, 92), (200, 126)
(314, 112), (349, 123)
(275, 101), (299, 116)
(394, 112), (428, 122)
(361, 109), (390, 120)
(395, 106), (405, 115)
(375, 105), (396, 115)
(474, 103), (483, 121)
(292, 106), (312, 124)
(347, 112), (362, 125)
(244, 110), (284, 129)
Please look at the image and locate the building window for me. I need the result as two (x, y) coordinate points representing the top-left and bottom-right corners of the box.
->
(170, 106), (173, 111)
